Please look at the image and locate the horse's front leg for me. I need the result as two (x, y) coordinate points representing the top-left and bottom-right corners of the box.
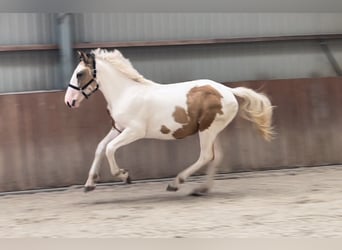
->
(84, 128), (120, 192)
(105, 128), (144, 184)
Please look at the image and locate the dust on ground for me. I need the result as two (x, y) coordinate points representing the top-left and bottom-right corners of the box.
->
(1, 165), (342, 237)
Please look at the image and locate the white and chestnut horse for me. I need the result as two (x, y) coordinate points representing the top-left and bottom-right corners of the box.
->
(65, 49), (274, 195)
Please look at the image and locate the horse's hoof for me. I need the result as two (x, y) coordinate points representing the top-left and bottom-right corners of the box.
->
(166, 184), (178, 192)
(84, 186), (96, 192)
(190, 187), (209, 196)
(190, 191), (207, 197)
(126, 175), (132, 184)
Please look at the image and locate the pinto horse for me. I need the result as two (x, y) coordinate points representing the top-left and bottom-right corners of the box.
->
(65, 49), (274, 195)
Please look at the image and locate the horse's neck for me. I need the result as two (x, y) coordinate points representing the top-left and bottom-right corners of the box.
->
(99, 77), (134, 109)
(96, 60), (153, 110)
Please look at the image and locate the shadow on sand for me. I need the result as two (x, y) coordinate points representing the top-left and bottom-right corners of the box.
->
(77, 190), (245, 206)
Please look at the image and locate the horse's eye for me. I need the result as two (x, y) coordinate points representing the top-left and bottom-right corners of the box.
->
(76, 72), (84, 79)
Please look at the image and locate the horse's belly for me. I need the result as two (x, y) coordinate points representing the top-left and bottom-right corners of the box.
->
(144, 120), (185, 140)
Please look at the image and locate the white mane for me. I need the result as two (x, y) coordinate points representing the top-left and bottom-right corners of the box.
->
(92, 48), (154, 84)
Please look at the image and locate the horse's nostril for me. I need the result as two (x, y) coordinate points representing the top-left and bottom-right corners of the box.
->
(67, 101), (71, 108)
(72, 100), (76, 107)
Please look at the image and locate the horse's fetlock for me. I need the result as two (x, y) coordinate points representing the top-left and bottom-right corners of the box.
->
(92, 173), (100, 181)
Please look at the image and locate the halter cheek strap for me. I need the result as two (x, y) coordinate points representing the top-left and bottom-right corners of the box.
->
(68, 77), (98, 99)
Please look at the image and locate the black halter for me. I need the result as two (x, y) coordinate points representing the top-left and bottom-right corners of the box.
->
(68, 53), (99, 99)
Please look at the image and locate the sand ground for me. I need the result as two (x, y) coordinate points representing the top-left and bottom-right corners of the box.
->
(1, 165), (342, 237)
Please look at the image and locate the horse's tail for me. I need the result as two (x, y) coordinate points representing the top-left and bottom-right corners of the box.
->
(231, 87), (275, 141)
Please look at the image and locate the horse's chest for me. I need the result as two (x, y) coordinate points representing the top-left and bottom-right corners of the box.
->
(106, 106), (130, 131)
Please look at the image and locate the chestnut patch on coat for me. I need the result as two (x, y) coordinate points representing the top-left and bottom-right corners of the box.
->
(171, 85), (223, 139)
(173, 106), (188, 124)
(160, 125), (171, 134)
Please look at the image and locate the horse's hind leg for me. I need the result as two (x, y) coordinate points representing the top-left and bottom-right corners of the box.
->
(167, 129), (218, 192)
(191, 138), (223, 196)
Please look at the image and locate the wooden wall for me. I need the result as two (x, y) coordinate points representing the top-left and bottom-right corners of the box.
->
(0, 77), (341, 192)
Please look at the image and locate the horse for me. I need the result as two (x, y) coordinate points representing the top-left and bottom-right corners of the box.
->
(64, 49), (274, 195)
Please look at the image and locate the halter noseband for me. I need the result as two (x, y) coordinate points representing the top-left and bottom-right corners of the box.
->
(68, 53), (99, 99)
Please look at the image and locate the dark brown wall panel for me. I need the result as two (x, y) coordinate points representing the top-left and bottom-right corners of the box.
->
(0, 77), (341, 192)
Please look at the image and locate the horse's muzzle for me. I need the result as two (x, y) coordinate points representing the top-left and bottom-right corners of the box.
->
(66, 99), (77, 108)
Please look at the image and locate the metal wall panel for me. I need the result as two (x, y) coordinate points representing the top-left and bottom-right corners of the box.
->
(0, 13), (57, 45)
(1, 13), (342, 92)
(116, 41), (339, 84)
(74, 13), (342, 42)
(0, 13), (59, 92)
(0, 51), (60, 93)
(1, 42), (341, 93)
(73, 13), (342, 83)
(1, 77), (342, 192)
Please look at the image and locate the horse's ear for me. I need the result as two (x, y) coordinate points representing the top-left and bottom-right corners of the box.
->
(77, 51), (88, 62)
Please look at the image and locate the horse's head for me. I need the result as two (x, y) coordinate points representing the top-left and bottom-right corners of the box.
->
(64, 51), (99, 108)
